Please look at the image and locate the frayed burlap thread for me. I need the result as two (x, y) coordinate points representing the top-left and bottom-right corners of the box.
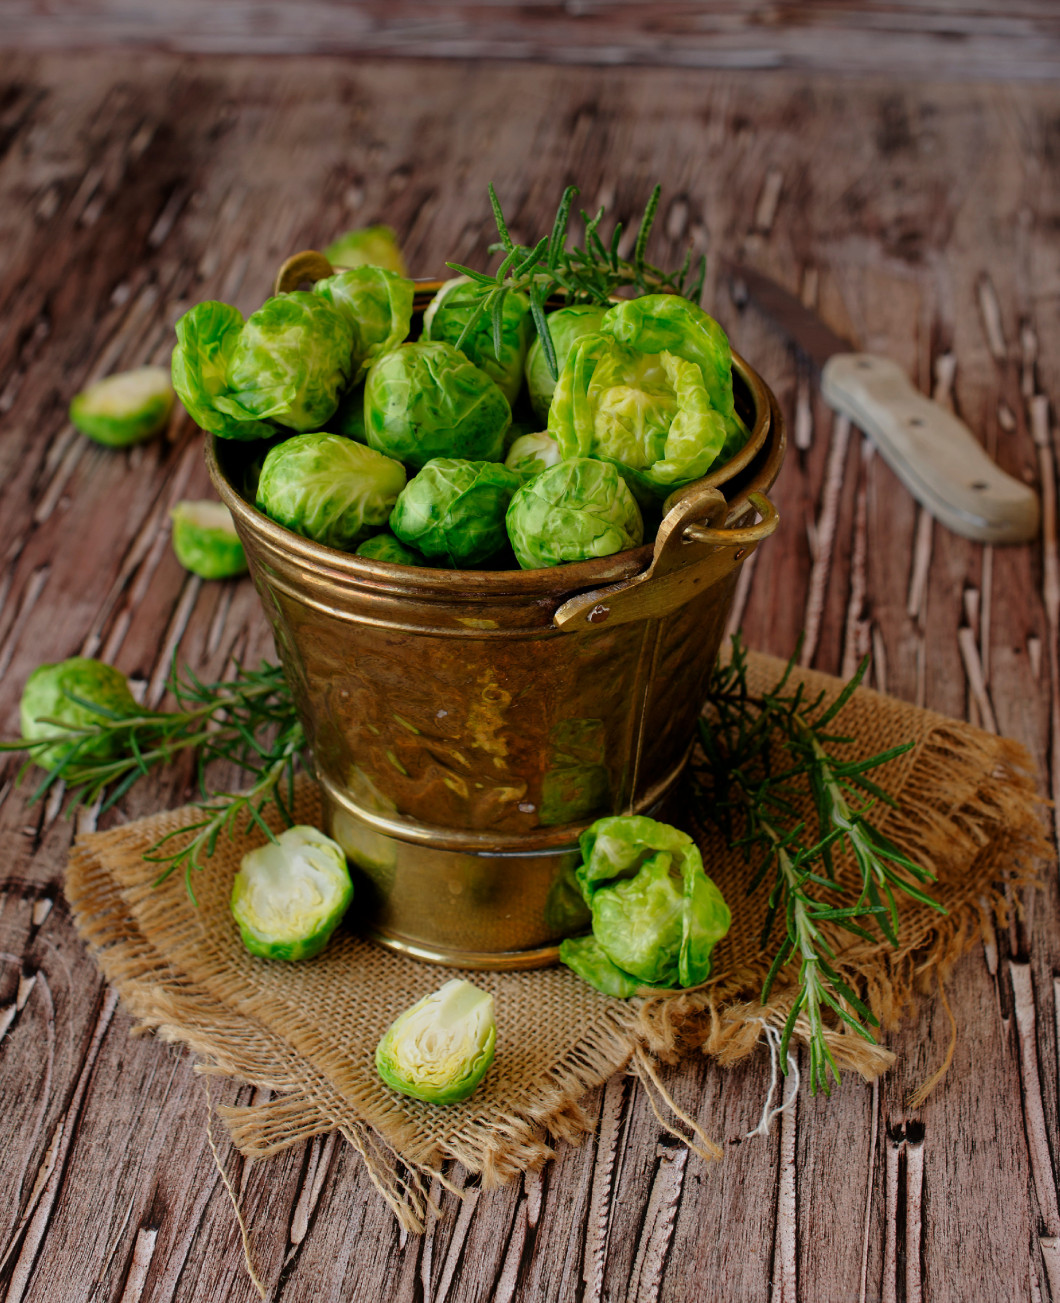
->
(65, 653), (1051, 1231)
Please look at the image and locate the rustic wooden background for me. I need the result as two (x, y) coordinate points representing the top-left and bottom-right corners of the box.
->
(3, 2), (1060, 81)
(0, 50), (1058, 1303)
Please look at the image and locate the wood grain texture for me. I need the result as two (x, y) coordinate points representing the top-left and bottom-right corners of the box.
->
(0, 52), (1058, 1301)
(4, 3), (1060, 81)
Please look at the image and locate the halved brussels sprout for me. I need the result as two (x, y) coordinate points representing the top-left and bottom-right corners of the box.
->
(375, 979), (496, 1105)
(504, 431), (562, 482)
(422, 277), (532, 404)
(20, 657), (139, 770)
(525, 304), (607, 422)
(560, 814), (731, 995)
(230, 825), (353, 962)
(70, 366), (175, 447)
(547, 296), (746, 498)
(390, 458), (520, 566)
(256, 432), (406, 551)
(364, 341), (511, 469)
(314, 267), (414, 382)
(170, 500), (248, 579)
(506, 458), (643, 570)
(355, 532), (429, 566)
(324, 225), (408, 276)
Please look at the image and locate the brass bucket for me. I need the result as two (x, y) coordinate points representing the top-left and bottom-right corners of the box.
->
(206, 285), (785, 969)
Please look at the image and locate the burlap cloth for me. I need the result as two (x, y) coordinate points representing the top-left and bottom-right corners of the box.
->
(65, 653), (1051, 1231)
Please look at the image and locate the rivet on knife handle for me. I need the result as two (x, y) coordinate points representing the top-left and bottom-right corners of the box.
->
(821, 353), (1040, 545)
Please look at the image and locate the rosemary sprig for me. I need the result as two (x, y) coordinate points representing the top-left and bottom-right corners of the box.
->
(694, 634), (945, 1094)
(448, 183), (706, 380)
(1, 660), (304, 902)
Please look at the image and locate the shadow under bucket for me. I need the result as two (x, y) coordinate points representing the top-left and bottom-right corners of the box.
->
(206, 294), (786, 970)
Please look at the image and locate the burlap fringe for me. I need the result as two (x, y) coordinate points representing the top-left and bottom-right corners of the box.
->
(65, 694), (1052, 1235)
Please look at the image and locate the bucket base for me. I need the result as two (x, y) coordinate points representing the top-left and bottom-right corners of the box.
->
(366, 928), (561, 971)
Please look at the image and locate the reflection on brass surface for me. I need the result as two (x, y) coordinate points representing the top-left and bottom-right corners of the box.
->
(206, 288), (786, 968)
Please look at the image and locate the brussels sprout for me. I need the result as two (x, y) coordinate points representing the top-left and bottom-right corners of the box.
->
(504, 431), (562, 482)
(70, 366), (175, 447)
(20, 657), (139, 770)
(422, 277), (532, 404)
(355, 532), (428, 566)
(506, 458), (643, 570)
(525, 304), (607, 422)
(364, 342), (510, 469)
(547, 296), (747, 498)
(375, 979), (496, 1105)
(256, 432), (406, 551)
(314, 267), (414, 382)
(173, 295), (354, 439)
(324, 225), (408, 276)
(230, 825), (353, 962)
(560, 815), (731, 995)
(390, 458), (520, 566)
(170, 500), (248, 579)
(172, 302), (274, 441)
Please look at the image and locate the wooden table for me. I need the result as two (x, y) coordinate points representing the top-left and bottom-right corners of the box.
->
(0, 52), (1057, 1303)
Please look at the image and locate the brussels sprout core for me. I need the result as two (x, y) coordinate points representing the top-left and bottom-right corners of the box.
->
(230, 825), (353, 962)
(20, 657), (139, 770)
(70, 366), (175, 447)
(170, 500), (248, 579)
(375, 979), (496, 1105)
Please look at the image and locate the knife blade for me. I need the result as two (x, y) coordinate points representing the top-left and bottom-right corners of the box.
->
(728, 263), (1040, 545)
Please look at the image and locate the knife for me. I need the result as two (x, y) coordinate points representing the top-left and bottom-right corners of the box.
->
(728, 263), (1040, 544)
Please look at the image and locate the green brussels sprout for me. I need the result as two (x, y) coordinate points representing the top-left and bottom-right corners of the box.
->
(355, 532), (429, 566)
(256, 432), (406, 551)
(375, 979), (496, 1105)
(172, 302), (274, 441)
(173, 294), (354, 439)
(230, 825), (353, 962)
(70, 366), (175, 447)
(364, 342), (511, 469)
(314, 267), (414, 382)
(422, 277), (532, 405)
(547, 295), (747, 498)
(20, 657), (139, 770)
(506, 458), (643, 570)
(504, 431), (562, 482)
(525, 304), (607, 422)
(560, 815), (731, 995)
(390, 458), (520, 566)
(324, 225), (408, 276)
(170, 500), (248, 579)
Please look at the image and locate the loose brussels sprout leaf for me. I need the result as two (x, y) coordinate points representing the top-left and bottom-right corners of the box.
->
(256, 432), (406, 551)
(70, 366), (175, 447)
(355, 532), (429, 566)
(525, 304), (607, 422)
(172, 302), (275, 441)
(506, 458), (643, 570)
(20, 657), (139, 770)
(230, 825), (352, 962)
(422, 277), (532, 405)
(558, 935), (645, 998)
(504, 431), (562, 482)
(565, 815), (731, 991)
(548, 300), (746, 498)
(390, 458), (520, 566)
(223, 292), (354, 432)
(324, 225), (408, 276)
(375, 979), (496, 1105)
(364, 341), (511, 469)
(170, 500), (248, 579)
(314, 267), (414, 382)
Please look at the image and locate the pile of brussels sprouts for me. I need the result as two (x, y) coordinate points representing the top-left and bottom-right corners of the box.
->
(169, 227), (748, 571)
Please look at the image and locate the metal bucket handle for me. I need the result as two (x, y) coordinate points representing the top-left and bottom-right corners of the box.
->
(553, 484), (779, 631)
